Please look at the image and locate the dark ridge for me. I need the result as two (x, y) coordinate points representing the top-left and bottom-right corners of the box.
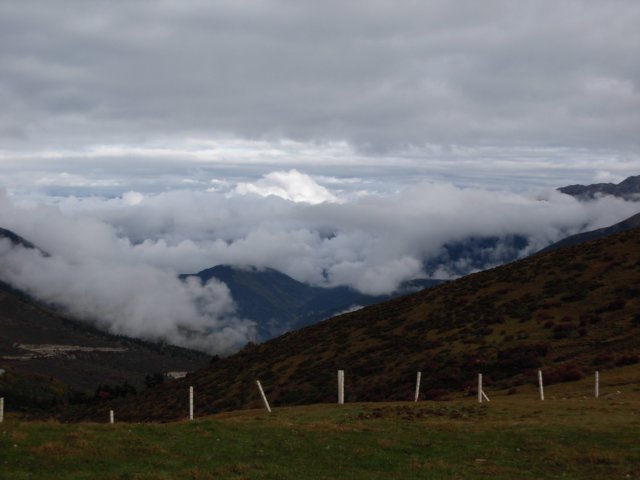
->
(0, 227), (40, 252)
(181, 264), (444, 340)
(538, 211), (640, 254)
(558, 175), (640, 201)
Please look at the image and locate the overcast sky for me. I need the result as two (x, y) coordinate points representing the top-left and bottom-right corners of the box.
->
(1, 2), (639, 352)
(0, 0), (639, 194)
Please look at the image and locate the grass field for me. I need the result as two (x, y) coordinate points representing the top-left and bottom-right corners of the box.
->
(2, 370), (639, 479)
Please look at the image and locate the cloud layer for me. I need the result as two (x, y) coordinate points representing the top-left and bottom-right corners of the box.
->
(1, 171), (638, 353)
(1, 2), (638, 203)
(0, 1), (638, 165)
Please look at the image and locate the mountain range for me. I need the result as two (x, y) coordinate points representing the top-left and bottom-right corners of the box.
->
(72, 225), (640, 421)
(558, 174), (640, 200)
(425, 174), (640, 276)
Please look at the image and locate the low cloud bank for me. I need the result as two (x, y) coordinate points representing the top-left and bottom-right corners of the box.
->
(1, 171), (638, 352)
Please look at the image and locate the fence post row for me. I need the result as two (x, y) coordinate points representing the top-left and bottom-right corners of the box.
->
(68, 368), (614, 427)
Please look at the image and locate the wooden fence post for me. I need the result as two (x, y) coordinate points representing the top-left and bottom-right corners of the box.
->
(477, 374), (491, 403)
(256, 380), (272, 413)
(109, 410), (114, 424)
(338, 370), (345, 405)
(595, 371), (599, 399)
(0, 397), (3, 423)
(189, 386), (194, 421)
(414, 372), (422, 403)
(538, 370), (544, 401)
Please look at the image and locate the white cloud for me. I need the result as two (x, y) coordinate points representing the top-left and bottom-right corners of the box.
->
(1, 173), (638, 351)
(122, 191), (144, 206)
(34, 172), (121, 188)
(235, 169), (340, 204)
(593, 170), (625, 184)
(0, 192), (256, 354)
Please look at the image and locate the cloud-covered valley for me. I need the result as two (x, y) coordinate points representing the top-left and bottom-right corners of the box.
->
(1, 170), (638, 353)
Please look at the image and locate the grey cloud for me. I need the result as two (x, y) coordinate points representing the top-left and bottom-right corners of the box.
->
(0, 1), (638, 155)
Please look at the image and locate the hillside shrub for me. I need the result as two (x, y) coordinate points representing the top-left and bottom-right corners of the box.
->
(596, 299), (626, 313)
(489, 343), (549, 378)
(561, 288), (589, 302)
(543, 365), (584, 385)
(144, 373), (165, 389)
(94, 382), (137, 402)
(615, 354), (639, 366)
(591, 353), (614, 365)
(615, 286), (640, 299)
(423, 388), (453, 401)
(590, 314), (603, 324)
(567, 262), (589, 272)
(552, 323), (576, 339)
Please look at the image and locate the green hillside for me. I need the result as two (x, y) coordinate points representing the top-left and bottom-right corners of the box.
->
(74, 227), (640, 422)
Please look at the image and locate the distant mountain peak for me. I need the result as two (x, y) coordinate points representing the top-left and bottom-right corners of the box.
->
(558, 175), (640, 201)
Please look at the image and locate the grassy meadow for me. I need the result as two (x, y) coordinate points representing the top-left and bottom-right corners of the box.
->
(2, 368), (639, 479)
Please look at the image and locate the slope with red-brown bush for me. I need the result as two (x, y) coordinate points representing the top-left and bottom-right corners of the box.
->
(72, 227), (640, 421)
